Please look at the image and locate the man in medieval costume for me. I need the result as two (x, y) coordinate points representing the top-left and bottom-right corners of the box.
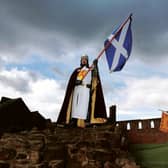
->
(57, 55), (107, 128)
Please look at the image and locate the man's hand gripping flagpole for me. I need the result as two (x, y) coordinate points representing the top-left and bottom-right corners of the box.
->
(80, 13), (133, 80)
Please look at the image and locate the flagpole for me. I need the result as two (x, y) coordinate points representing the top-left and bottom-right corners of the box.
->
(82, 13), (133, 80)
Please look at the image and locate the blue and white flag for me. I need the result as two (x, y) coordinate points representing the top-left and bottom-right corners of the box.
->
(104, 16), (132, 72)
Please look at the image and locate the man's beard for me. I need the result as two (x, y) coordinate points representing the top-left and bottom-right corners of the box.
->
(80, 62), (89, 68)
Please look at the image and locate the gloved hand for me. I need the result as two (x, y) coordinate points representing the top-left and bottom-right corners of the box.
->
(75, 80), (82, 85)
(93, 59), (98, 66)
(92, 59), (98, 77)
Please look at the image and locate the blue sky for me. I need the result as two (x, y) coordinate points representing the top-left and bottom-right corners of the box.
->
(0, 0), (168, 121)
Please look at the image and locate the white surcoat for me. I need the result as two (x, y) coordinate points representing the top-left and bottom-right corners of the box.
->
(71, 66), (91, 119)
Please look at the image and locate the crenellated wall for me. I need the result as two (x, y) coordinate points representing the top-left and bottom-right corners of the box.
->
(116, 118), (161, 131)
(115, 118), (168, 144)
(109, 105), (168, 144)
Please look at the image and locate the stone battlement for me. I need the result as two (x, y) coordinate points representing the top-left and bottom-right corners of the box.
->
(109, 105), (168, 144)
(116, 118), (161, 131)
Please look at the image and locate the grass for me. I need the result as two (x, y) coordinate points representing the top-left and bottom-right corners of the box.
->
(129, 143), (168, 168)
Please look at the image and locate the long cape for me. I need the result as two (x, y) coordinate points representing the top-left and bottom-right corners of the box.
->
(57, 66), (107, 125)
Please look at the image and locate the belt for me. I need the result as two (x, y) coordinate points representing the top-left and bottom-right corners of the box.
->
(81, 83), (91, 88)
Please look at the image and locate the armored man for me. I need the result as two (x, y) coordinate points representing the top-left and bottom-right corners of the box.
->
(57, 55), (107, 128)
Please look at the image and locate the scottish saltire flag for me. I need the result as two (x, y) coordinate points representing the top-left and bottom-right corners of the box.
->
(104, 15), (132, 72)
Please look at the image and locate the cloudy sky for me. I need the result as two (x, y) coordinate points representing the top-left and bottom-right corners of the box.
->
(0, 0), (168, 121)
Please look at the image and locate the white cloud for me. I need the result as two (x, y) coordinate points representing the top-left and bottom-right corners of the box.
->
(124, 77), (168, 108)
(1, 66), (168, 122)
(111, 76), (168, 120)
(25, 78), (64, 121)
(0, 68), (64, 121)
(0, 1), (168, 124)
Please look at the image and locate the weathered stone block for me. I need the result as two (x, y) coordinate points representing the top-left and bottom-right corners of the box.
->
(48, 160), (64, 168)
(0, 161), (9, 168)
(43, 145), (65, 161)
(29, 151), (41, 164)
(28, 162), (48, 168)
(0, 148), (16, 160)
(16, 152), (28, 160)
(91, 149), (116, 162)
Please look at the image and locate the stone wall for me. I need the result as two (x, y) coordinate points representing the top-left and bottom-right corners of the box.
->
(0, 125), (140, 168)
(0, 102), (166, 167)
(116, 118), (168, 144)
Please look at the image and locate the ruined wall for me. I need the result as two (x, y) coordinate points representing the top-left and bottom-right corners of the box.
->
(0, 125), (140, 168)
(116, 118), (168, 144)
(109, 106), (168, 144)
(0, 103), (167, 167)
